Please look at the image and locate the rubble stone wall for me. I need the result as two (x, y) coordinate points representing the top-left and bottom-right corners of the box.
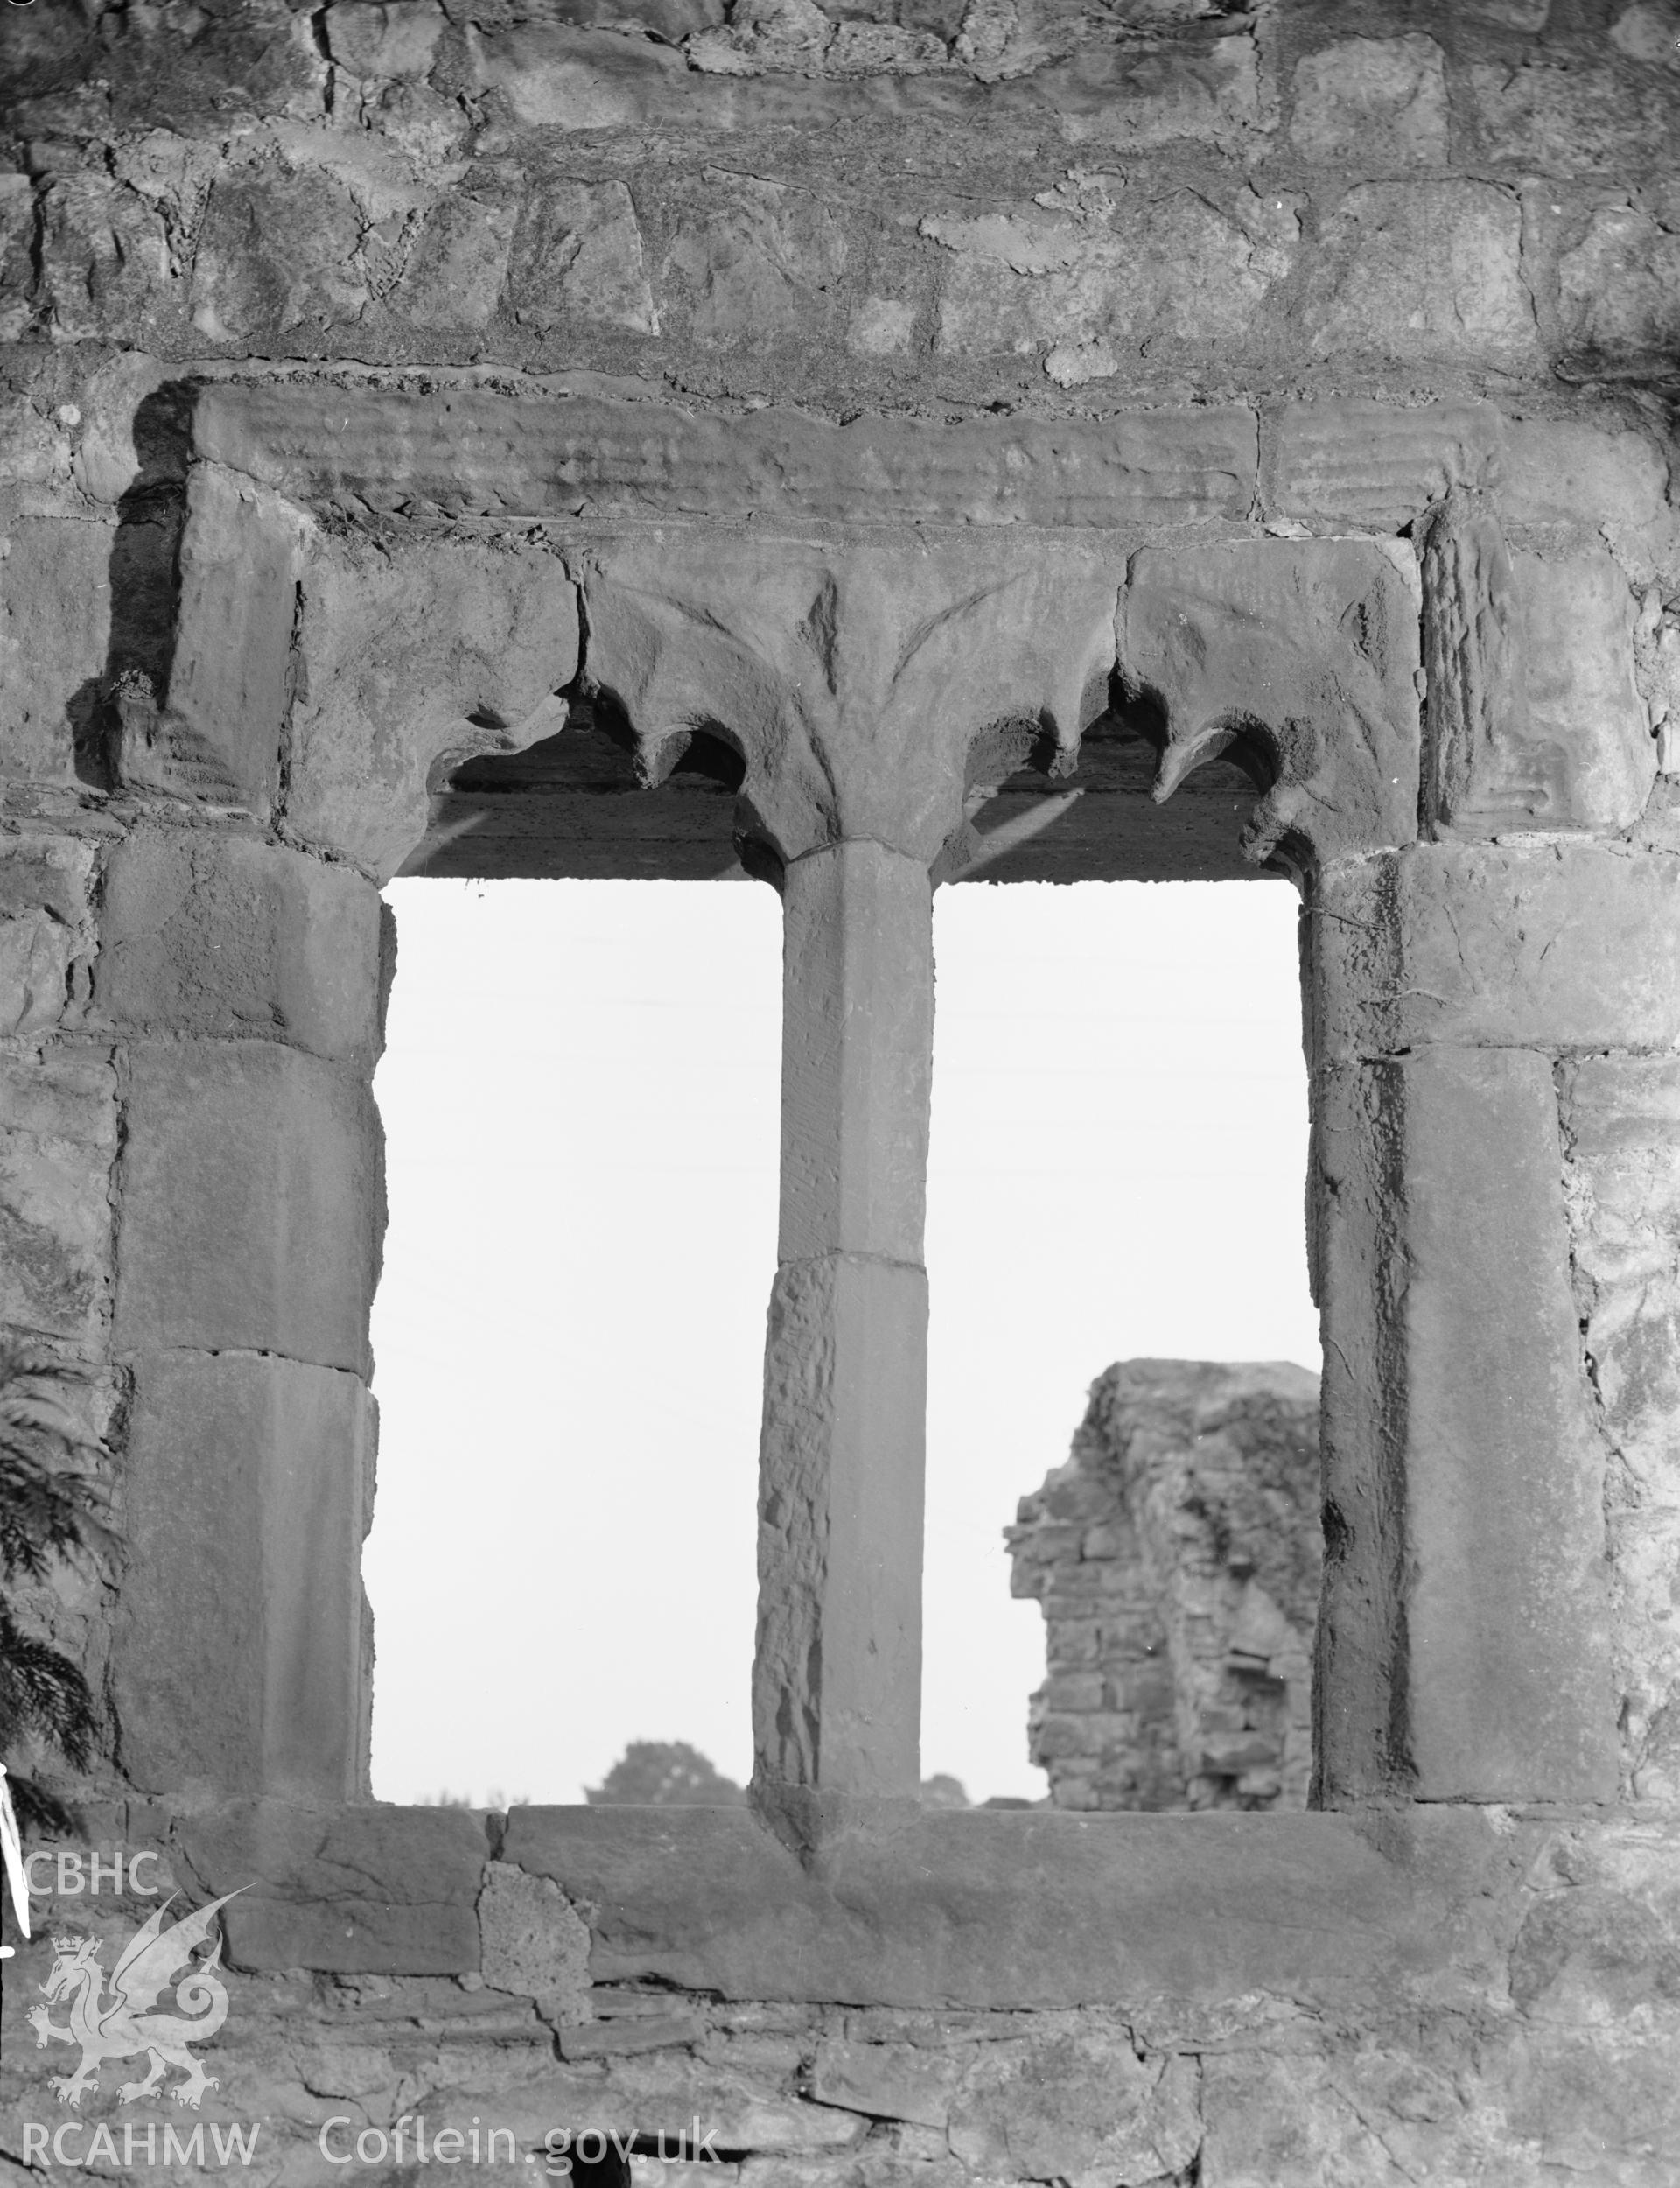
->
(5, 1), (1680, 2182)
(1010, 1360), (1320, 1813)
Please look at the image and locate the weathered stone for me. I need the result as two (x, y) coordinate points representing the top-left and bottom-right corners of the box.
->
(287, 534), (580, 880)
(755, 1252), (928, 1796)
(0, 832), (96, 1034)
(1313, 1044), (1618, 1804)
(1121, 536), (1421, 868)
(486, 2065), (869, 2156)
(948, 2034), (1199, 2185)
(1468, 61), (1672, 173)
(96, 828), (384, 1063)
(1306, 182), (1537, 364)
(1558, 1053), (1680, 1796)
(1422, 498), (1650, 835)
(1558, 206), (1680, 358)
(1266, 397), (1504, 529)
(149, 463), (308, 813)
(668, 172), (844, 346)
(501, 1802), (1501, 2008)
(1502, 417), (1670, 534)
(584, 530), (1117, 865)
(69, 349), (174, 503)
(113, 1041), (381, 1373)
(326, 1), (447, 81)
(1312, 843), (1680, 1060)
(0, 515), (114, 786)
(0, 1050), (116, 1342)
(480, 1861), (593, 2009)
(508, 179), (657, 335)
(389, 193), (518, 333)
(470, 24), (694, 130)
(924, 186), (1284, 361)
(37, 173), (176, 346)
(1012, 1363), (1320, 1813)
(809, 2039), (961, 2128)
(177, 1800), (486, 1972)
(1289, 36), (1448, 168)
(114, 1354), (371, 1801)
(1018, 33), (1259, 148)
(190, 165), (368, 344)
(1201, 2051), (1453, 2185)
(195, 382), (1259, 527)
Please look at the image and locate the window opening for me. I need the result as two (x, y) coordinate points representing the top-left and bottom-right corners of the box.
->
(923, 879), (1319, 1809)
(364, 877), (780, 1806)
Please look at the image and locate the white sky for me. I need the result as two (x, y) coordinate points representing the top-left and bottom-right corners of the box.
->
(364, 874), (1320, 1808)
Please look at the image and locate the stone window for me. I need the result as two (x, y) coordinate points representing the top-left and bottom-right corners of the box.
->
(102, 383), (1635, 1988)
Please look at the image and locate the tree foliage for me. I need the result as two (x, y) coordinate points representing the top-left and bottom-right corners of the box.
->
(584, 1741), (746, 1806)
(0, 1343), (113, 1834)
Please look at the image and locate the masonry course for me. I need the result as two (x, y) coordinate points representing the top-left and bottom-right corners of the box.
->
(5, 1), (1680, 2181)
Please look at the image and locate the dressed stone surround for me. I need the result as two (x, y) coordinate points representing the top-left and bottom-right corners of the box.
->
(6, 1), (1680, 2179)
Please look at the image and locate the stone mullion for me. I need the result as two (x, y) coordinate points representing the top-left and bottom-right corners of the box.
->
(752, 838), (934, 1801)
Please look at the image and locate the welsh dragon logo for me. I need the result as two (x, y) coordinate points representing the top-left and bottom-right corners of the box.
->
(26, 1892), (242, 2110)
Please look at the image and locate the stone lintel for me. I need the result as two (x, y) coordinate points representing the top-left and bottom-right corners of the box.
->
(194, 383), (1258, 530)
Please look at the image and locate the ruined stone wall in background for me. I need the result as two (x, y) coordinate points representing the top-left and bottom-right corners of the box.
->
(1010, 1360), (1320, 1812)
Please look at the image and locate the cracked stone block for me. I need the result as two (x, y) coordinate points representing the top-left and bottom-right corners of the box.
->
(95, 826), (384, 1064)
(0, 1052), (117, 1342)
(178, 1801), (487, 1972)
(1289, 35), (1448, 167)
(1306, 181), (1537, 364)
(480, 1862), (593, 2010)
(113, 1040), (381, 1374)
(114, 1352), (372, 1800)
(1312, 844), (1680, 1062)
